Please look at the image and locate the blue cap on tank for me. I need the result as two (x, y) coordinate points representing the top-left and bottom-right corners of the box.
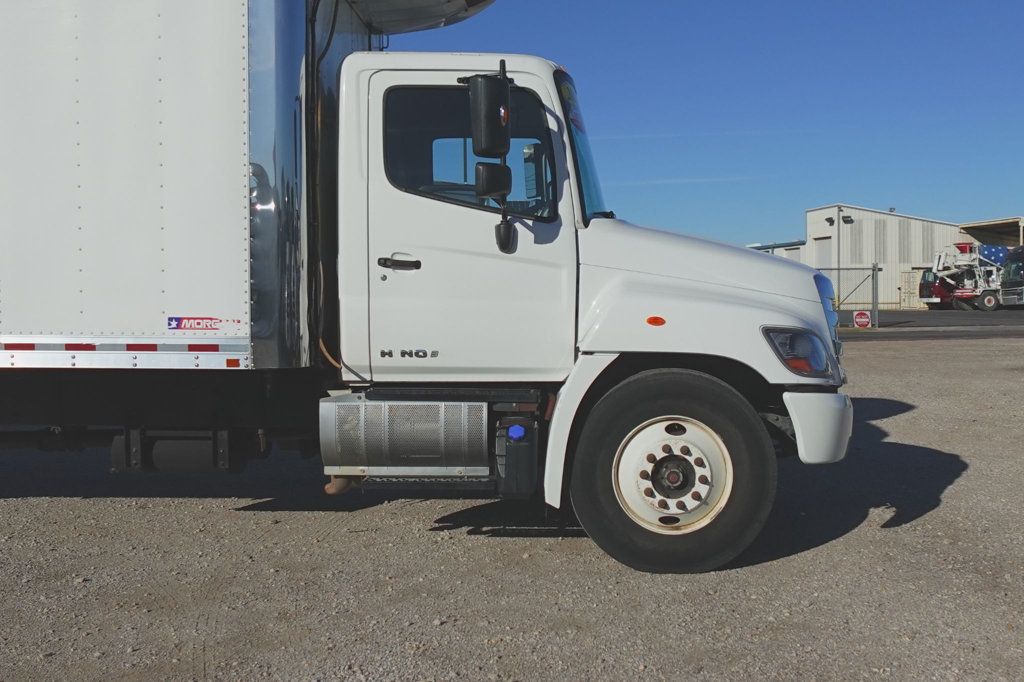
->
(507, 424), (527, 441)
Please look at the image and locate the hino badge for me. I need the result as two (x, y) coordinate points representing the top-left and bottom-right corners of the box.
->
(0, 0), (852, 572)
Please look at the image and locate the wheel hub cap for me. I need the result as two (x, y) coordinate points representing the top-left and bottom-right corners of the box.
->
(612, 416), (734, 535)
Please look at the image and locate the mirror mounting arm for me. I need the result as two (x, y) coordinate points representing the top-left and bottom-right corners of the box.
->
(494, 61), (514, 254)
(456, 59), (515, 87)
(494, 202), (515, 255)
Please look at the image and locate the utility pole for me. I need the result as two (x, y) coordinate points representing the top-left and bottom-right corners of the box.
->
(836, 205), (843, 302)
(833, 206), (854, 306)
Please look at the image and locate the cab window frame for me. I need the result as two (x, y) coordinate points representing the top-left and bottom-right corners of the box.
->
(382, 84), (559, 224)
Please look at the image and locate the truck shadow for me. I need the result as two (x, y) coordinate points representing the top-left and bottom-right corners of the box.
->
(423, 397), (969, 562)
(430, 499), (586, 538)
(0, 398), (966, 565)
(729, 397), (968, 568)
(0, 448), (382, 511)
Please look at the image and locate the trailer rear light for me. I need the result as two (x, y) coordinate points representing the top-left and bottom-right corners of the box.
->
(126, 344), (158, 352)
(4, 343), (36, 351)
(225, 358), (241, 368)
(65, 343), (96, 351)
(188, 344), (220, 353)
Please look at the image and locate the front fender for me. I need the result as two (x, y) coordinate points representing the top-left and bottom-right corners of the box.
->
(578, 265), (835, 387)
(543, 352), (617, 508)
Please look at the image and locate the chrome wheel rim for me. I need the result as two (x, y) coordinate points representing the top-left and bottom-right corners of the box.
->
(611, 415), (733, 535)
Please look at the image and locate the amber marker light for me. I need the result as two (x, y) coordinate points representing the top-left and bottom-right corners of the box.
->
(646, 316), (666, 327)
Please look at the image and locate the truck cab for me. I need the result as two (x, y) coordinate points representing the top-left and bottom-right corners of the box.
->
(1001, 246), (1024, 306)
(919, 269), (953, 309)
(318, 52), (853, 571)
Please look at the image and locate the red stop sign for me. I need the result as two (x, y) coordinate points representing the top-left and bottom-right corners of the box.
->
(853, 310), (872, 328)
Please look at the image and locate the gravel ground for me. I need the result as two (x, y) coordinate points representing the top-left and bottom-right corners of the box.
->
(1, 337), (1023, 680)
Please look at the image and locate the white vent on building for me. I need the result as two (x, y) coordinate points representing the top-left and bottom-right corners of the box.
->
(850, 222), (864, 264)
(921, 223), (935, 263)
(874, 219), (887, 263)
(898, 219), (911, 263)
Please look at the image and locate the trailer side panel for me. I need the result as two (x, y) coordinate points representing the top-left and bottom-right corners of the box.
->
(0, 0), (251, 368)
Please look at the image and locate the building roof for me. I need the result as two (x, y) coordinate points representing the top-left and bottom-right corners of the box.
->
(959, 217), (1024, 246)
(804, 203), (958, 226)
(749, 239), (806, 250)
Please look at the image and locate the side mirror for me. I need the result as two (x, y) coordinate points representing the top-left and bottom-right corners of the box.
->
(468, 74), (511, 158)
(461, 60), (516, 255)
(475, 162), (511, 199)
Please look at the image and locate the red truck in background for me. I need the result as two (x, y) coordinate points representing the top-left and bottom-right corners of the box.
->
(919, 243), (1006, 311)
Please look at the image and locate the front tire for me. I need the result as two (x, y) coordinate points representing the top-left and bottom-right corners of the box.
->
(976, 291), (1000, 311)
(570, 369), (776, 573)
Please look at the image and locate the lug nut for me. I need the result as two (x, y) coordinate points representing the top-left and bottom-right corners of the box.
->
(693, 457), (705, 468)
(657, 499), (669, 510)
(643, 487), (655, 498)
(691, 491), (703, 502)
(639, 470), (651, 480)
(646, 453), (657, 464)
(675, 500), (686, 511)
(698, 474), (710, 485)
(661, 444), (673, 454)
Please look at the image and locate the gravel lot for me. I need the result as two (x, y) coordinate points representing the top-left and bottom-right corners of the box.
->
(2, 337), (1023, 680)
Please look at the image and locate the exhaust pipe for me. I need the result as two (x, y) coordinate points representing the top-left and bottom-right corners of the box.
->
(323, 475), (359, 496)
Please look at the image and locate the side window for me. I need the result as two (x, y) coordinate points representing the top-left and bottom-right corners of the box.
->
(384, 87), (557, 220)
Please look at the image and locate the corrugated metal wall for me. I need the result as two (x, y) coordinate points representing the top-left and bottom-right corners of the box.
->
(804, 206), (970, 309)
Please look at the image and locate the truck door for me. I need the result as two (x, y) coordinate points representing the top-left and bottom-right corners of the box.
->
(365, 70), (577, 382)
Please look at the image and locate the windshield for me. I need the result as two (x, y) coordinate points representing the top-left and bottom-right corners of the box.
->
(1003, 256), (1024, 283)
(555, 71), (611, 222)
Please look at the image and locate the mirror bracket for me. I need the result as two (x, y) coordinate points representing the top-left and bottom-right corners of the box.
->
(456, 61), (515, 87)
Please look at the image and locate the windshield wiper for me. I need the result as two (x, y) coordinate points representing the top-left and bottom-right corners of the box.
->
(591, 211), (616, 219)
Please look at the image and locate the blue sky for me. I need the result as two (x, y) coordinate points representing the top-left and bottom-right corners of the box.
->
(392, 1), (1024, 246)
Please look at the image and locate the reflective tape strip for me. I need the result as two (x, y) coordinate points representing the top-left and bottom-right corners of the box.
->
(2, 343), (247, 353)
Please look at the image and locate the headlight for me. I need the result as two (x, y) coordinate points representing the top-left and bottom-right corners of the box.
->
(763, 327), (834, 379)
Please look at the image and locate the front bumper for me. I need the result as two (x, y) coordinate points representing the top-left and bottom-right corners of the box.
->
(1002, 287), (1024, 306)
(782, 391), (853, 464)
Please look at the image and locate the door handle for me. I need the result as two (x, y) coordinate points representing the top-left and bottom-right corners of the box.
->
(377, 257), (421, 270)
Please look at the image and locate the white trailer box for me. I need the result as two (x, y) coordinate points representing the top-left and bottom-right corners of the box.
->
(1, 1), (258, 369)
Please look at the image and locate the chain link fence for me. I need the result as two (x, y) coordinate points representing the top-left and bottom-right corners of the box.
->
(817, 265), (881, 326)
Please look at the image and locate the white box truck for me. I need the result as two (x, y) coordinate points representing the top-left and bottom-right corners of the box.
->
(0, 0), (852, 572)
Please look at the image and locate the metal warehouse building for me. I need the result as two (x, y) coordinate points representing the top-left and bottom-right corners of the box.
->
(752, 205), (1024, 310)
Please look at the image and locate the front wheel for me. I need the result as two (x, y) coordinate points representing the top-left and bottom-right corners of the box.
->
(976, 291), (1000, 311)
(570, 369), (776, 573)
